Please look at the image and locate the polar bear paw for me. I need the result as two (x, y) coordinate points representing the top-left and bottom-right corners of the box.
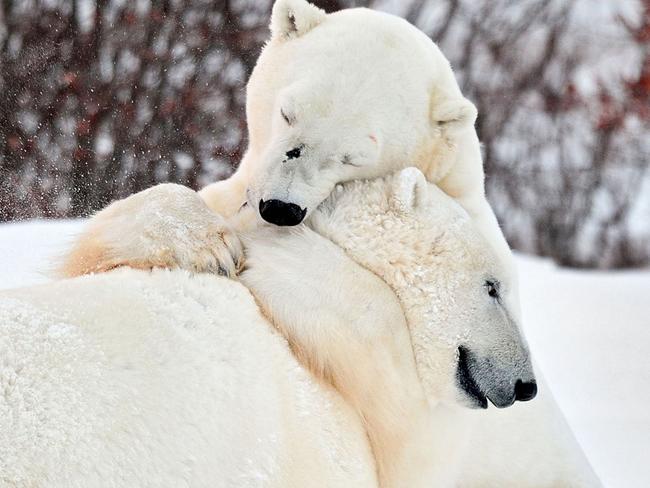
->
(59, 184), (244, 278)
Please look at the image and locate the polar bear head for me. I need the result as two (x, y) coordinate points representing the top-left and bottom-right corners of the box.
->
(311, 168), (536, 409)
(244, 0), (477, 227)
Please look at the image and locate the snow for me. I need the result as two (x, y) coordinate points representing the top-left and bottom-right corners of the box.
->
(1, 220), (649, 487)
(0, 220), (83, 290)
(516, 255), (650, 488)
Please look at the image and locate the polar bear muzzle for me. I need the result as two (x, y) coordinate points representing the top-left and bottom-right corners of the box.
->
(259, 199), (307, 226)
(456, 345), (537, 409)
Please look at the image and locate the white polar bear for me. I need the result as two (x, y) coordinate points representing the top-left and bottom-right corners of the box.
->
(60, 0), (516, 313)
(1, 170), (598, 487)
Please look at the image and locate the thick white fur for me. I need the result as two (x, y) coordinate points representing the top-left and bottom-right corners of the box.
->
(0, 270), (377, 488)
(2, 171), (599, 487)
(60, 184), (244, 278)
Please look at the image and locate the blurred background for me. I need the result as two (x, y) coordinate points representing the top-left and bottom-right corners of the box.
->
(0, 0), (648, 269)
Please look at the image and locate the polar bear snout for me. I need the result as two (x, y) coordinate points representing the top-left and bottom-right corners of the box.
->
(259, 198), (307, 226)
(456, 346), (537, 409)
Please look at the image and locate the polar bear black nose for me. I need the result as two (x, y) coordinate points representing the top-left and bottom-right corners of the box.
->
(259, 199), (307, 226)
(285, 146), (302, 159)
(514, 379), (537, 402)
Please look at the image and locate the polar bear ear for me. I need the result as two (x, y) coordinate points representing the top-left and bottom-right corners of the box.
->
(392, 167), (428, 213)
(431, 97), (478, 135)
(270, 0), (327, 40)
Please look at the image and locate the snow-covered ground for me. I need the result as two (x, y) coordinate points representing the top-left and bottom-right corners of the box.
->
(1, 219), (649, 487)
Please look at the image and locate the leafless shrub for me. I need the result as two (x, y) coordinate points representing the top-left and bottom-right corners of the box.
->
(1, 0), (648, 268)
(393, 0), (650, 268)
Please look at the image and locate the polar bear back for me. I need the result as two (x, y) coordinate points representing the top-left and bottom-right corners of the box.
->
(0, 269), (375, 488)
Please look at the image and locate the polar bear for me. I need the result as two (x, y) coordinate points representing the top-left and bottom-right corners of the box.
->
(3, 170), (536, 487)
(61, 0), (516, 310)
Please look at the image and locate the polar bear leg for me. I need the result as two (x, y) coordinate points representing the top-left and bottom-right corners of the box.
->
(199, 153), (252, 218)
(61, 146), (255, 278)
(59, 184), (243, 278)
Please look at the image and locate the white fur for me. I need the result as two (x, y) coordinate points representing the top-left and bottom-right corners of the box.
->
(0, 270), (376, 488)
(2, 171), (599, 487)
(59, 184), (243, 278)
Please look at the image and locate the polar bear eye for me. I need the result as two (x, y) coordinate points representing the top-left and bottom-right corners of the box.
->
(485, 280), (500, 299)
(281, 108), (294, 126)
